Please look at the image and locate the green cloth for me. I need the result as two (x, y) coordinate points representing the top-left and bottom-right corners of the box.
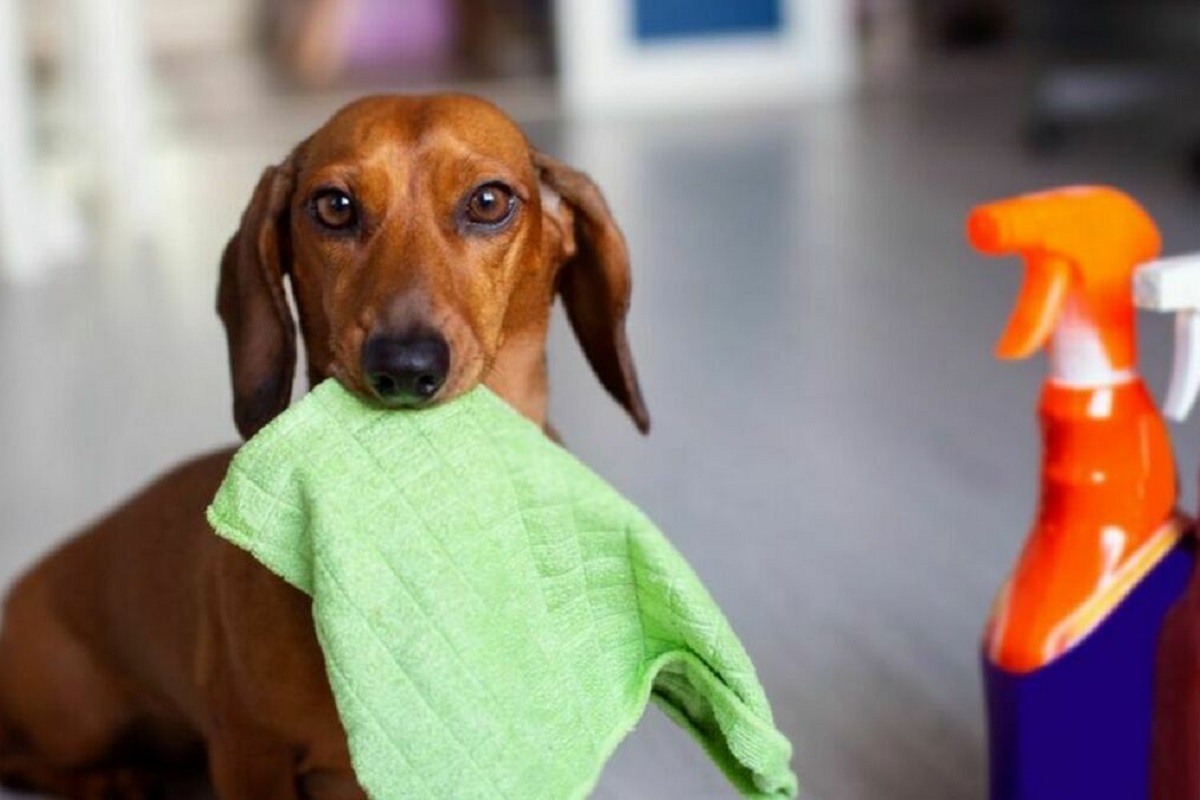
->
(206, 379), (797, 800)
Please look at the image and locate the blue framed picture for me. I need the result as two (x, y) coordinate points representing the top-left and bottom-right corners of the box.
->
(634, 0), (784, 43)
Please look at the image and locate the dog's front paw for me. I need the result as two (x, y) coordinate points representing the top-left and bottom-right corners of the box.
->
(71, 767), (168, 800)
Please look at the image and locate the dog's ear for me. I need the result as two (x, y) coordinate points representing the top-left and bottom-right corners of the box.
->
(217, 157), (298, 440)
(533, 150), (650, 433)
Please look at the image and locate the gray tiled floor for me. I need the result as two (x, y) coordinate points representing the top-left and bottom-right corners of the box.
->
(6, 62), (1200, 799)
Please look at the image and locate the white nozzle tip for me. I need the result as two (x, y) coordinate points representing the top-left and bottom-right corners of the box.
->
(1135, 254), (1200, 312)
(1134, 254), (1200, 421)
(1164, 309), (1200, 422)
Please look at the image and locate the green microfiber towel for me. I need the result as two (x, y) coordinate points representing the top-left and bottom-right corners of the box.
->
(206, 379), (797, 800)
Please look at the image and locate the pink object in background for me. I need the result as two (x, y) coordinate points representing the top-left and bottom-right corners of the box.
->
(343, 0), (458, 69)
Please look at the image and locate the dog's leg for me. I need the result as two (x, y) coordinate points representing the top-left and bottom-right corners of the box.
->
(206, 707), (364, 800)
(296, 737), (366, 800)
(0, 718), (168, 800)
(0, 743), (72, 796)
(1, 754), (167, 800)
(207, 729), (300, 800)
(72, 768), (168, 800)
(298, 769), (368, 800)
(200, 540), (351, 800)
(205, 690), (300, 800)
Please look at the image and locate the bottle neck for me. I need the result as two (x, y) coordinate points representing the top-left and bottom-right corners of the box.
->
(1036, 378), (1175, 534)
(1047, 294), (1135, 388)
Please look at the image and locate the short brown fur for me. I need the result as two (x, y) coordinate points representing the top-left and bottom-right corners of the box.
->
(0, 94), (647, 800)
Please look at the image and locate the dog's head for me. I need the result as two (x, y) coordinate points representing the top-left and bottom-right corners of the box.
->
(218, 94), (648, 439)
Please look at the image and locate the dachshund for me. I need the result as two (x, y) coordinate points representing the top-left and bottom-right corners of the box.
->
(0, 94), (648, 800)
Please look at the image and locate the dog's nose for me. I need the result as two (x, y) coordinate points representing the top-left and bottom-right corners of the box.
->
(362, 333), (450, 406)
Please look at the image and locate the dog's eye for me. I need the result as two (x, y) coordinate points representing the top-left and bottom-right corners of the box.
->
(311, 189), (357, 231)
(464, 183), (516, 227)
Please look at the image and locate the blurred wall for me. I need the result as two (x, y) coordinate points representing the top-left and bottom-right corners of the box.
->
(23, 0), (254, 62)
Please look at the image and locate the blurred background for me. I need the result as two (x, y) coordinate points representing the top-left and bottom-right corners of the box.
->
(6, 1), (1200, 798)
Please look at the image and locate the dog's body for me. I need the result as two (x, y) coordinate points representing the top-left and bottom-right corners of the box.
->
(0, 95), (647, 799)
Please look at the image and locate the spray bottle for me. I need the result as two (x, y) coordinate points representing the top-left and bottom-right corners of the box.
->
(1132, 253), (1200, 800)
(967, 186), (1192, 799)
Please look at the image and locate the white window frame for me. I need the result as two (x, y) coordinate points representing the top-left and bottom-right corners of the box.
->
(554, 0), (857, 115)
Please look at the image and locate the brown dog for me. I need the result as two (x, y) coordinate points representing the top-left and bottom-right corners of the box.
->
(0, 94), (648, 800)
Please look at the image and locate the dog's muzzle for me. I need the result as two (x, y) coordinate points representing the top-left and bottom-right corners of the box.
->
(362, 332), (450, 407)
